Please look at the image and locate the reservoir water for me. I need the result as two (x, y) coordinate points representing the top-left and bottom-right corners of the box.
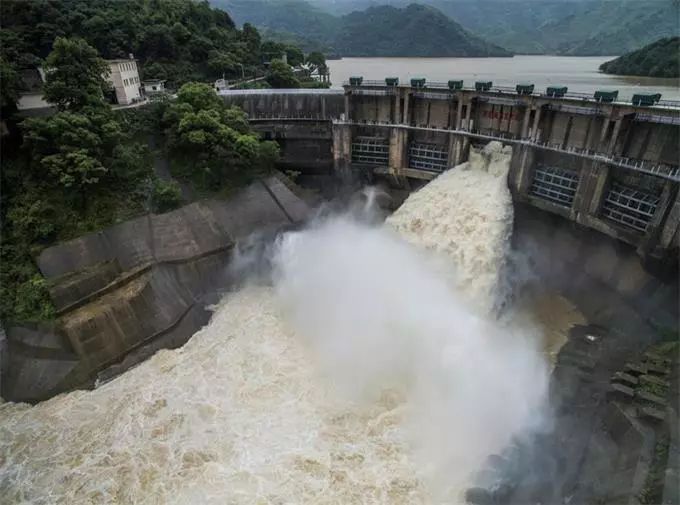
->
(328, 55), (680, 100)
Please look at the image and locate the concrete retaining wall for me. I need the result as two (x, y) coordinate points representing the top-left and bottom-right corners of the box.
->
(2, 176), (309, 402)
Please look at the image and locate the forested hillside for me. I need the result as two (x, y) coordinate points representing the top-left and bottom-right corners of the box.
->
(2, 0), (269, 86)
(538, 0), (679, 56)
(213, 1), (510, 57)
(0, 0), (295, 323)
(219, 0), (679, 56)
(335, 4), (510, 56)
(213, 0), (339, 50)
(599, 37), (680, 78)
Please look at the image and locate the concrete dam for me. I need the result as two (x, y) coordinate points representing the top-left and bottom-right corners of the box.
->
(222, 82), (680, 265)
(1, 84), (678, 505)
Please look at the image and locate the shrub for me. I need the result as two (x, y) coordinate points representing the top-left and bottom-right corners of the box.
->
(151, 178), (183, 213)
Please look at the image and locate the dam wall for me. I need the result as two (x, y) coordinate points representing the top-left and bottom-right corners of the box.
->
(336, 84), (680, 263)
(2, 176), (309, 402)
(219, 89), (344, 119)
(216, 88), (679, 262)
(220, 89), (343, 174)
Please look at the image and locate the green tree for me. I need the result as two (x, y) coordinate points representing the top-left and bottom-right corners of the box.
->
(241, 23), (261, 63)
(266, 59), (300, 88)
(174, 82), (223, 111)
(306, 51), (326, 68)
(285, 45), (305, 67)
(43, 37), (110, 111)
(22, 109), (122, 189)
(151, 178), (183, 213)
(171, 22), (191, 44)
(0, 56), (21, 118)
(255, 140), (280, 172)
(163, 82), (280, 190)
(207, 50), (239, 78)
(306, 51), (328, 79)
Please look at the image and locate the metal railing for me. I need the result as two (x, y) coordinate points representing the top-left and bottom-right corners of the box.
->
(332, 119), (680, 182)
(635, 113), (680, 125)
(240, 111), (680, 181)
(220, 88), (342, 96)
(249, 113), (331, 121)
(342, 81), (680, 109)
(530, 165), (580, 207)
(351, 136), (390, 165)
(601, 182), (660, 232)
(408, 143), (449, 172)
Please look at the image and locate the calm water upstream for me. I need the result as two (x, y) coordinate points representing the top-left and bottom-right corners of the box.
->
(328, 55), (680, 101)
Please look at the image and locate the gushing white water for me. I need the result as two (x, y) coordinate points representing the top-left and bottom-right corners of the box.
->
(1, 142), (551, 504)
(387, 142), (515, 314)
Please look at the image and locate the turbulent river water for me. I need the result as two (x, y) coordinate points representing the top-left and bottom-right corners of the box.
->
(0, 142), (584, 504)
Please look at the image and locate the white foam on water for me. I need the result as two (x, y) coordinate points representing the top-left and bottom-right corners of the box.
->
(0, 141), (551, 504)
(387, 141), (515, 315)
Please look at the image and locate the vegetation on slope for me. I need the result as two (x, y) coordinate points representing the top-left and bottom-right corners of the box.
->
(219, 0), (679, 57)
(539, 0), (678, 56)
(212, 0), (340, 49)
(0, 36), (281, 323)
(0, 0), (276, 87)
(1, 38), (154, 322)
(161, 82), (280, 193)
(424, 0), (585, 55)
(335, 4), (510, 57)
(214, 0), (511, 57)
(599, 37), (679, 78)
(421, 0), (679, 56)
(0, 0), (333, 323)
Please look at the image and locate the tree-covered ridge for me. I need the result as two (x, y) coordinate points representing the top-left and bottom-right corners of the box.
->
(336, 4), (510, 57)
(217, 0), (679, 57)
(0, 34), (283, 323)
(2, 0), (267, 86)
(536, 0), (679, 56)
(599, 37), (680, 78)
(213, 0), (510, 57)
(212, 0), (339, 50)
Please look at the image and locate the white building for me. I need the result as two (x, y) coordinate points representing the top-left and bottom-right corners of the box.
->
(106, 56), (141, 105)
(16, 57), (144, 111)
(214, 78), (229, 92)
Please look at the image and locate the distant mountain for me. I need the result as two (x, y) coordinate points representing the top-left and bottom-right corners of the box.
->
(242, 0), (679, 57)
(213, 1), (511, 57)
(539, 0), (679, 56)
(426, 0), (586, 54)
(599, 37), (680, 78)
(334, 4), (510, 56)
(211, 0), (340, 46)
